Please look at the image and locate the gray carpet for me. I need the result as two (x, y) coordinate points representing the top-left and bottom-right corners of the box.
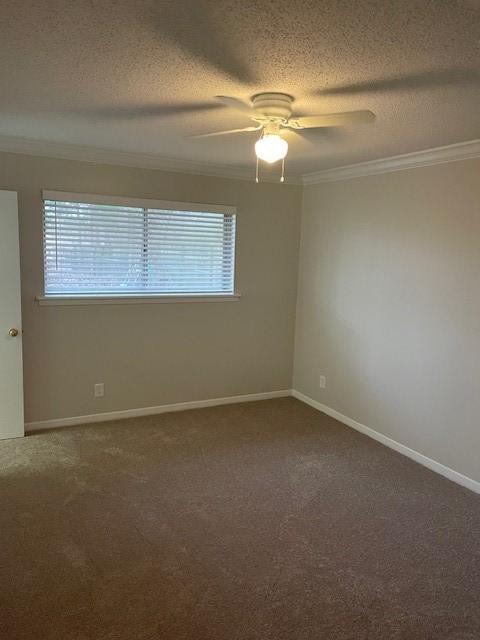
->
(1, 397), (479, 639)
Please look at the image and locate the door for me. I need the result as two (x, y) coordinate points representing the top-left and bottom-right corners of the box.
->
(0, 191), (24, 439)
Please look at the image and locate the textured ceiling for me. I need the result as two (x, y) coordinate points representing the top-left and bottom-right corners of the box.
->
(0, 0), (479, 176)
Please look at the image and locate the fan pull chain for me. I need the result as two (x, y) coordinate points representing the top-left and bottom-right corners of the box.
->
(255, 158), (286, 183)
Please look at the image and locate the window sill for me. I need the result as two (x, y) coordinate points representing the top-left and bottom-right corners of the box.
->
(36, 293), (242, 306)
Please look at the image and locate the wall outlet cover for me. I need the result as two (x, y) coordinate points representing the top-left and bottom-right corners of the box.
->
(94, 383), (105, 398)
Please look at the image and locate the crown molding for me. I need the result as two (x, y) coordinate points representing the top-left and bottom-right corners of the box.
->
(302, 139), (480, 184)
(0, 133), (477, 186)
(0, 134), (302, 184)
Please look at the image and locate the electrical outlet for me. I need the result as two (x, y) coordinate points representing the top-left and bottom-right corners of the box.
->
(319, 375), (326, 389)
(94, 383), (105, 398)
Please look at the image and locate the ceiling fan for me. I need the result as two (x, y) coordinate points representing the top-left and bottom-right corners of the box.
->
(192, 93), (375, 181)
(90, 2), (478, 184)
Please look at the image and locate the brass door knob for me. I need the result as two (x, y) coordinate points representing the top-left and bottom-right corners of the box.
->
(8, 328), (19, 338)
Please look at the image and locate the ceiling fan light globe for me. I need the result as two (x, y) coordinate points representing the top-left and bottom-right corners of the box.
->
(255, 134), (288, 164)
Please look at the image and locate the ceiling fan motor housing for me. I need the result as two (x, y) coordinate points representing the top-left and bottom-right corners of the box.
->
(251, 93), (294, 121)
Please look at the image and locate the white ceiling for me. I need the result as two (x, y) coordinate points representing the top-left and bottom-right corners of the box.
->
(0, 0), (479, 177)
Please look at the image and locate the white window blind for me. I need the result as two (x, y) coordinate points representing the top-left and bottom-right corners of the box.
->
(42, 194), (236, 296)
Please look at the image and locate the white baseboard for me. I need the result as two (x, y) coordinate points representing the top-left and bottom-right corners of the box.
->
(292, 389), (480, 495)
(26, 389), (292, 432)
(26, 387), (480, 495)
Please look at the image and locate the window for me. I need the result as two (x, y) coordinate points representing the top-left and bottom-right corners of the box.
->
(42, 191), (236, 298)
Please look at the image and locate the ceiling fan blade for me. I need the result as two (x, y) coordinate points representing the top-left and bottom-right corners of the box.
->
(292, 110), (375, 128)
(282, 128), (316, 149)
(316, 68), (480, 96)
(283, 127), (342, 145)
(215, 96), (255, 115)
(192, 126), (261, 138)
(85, 102), (223, 119)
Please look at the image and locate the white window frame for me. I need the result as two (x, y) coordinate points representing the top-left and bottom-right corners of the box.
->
(37, 190), (240, 306)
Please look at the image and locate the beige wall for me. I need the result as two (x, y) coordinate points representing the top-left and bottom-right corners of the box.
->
(0, 152), (302, 422)
(3, 147), (479, 483)
(294, 159), (480, 482)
